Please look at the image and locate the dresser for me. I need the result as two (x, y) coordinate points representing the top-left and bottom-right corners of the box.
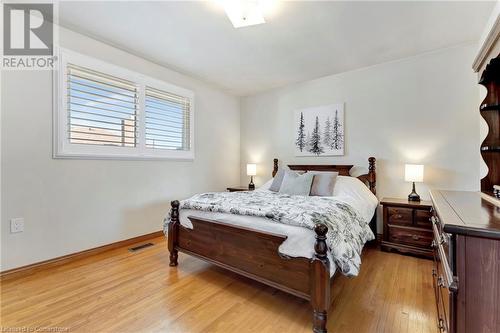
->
(380, 198), (433, 258)
(430, 190), (500, 333)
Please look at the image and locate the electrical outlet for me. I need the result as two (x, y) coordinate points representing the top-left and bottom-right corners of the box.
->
(10, 218), (24, 233)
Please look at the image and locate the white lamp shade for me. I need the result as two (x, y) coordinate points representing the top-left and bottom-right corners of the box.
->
(405, 164), (424, 182)
(247, 164), (257, 176)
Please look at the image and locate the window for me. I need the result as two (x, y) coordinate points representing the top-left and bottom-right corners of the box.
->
(67, 64), (139, 148)
(54, 49), (194, 160)
(145, 87), (191, 151)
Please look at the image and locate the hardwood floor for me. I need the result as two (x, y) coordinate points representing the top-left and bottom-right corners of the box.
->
(1, 236), (438, 333)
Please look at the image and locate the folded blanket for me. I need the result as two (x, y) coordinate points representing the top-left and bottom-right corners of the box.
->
(165, 191), (374, 277)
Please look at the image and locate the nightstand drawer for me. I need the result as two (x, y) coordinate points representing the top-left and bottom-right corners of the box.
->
(388, 225), (433, 248)
(415, 209), (432, 229)
(387, 207), (413, 226)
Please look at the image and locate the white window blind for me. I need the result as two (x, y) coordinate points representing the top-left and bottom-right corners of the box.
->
(67, 64), (139, 147)
(55, 49), (195, 160)
(145, 87), (191, 151)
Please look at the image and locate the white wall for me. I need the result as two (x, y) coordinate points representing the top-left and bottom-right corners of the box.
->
(1, 28), (240, 271)
(240, 44), (481, 231)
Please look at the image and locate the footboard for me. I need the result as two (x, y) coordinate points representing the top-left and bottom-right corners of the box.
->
(168, 200), (332, 332)
(184, 216), (312, 298)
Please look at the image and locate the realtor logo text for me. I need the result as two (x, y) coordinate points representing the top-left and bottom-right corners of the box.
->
(2, 2), (56, 70)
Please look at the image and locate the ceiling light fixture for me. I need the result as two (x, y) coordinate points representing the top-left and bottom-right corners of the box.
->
(219, 0), (267, 28)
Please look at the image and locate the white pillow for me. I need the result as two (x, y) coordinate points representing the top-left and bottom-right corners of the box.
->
(257, 179), (274, 191)
(333, 176), (378, 207)
(269, 169), (286, 192)
(332, 176), (379, 223)
(310, 172), (339, 196)
(279, 171), (314, 196)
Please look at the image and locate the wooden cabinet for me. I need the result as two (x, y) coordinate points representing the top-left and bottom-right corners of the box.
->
(381, 198), (433, 258)
(430, 190), (500, 333)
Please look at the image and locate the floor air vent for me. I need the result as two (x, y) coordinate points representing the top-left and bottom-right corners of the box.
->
(128, 243), (154, 252)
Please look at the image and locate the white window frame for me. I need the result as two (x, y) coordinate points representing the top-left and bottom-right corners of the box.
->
(53, 48), (195, 160)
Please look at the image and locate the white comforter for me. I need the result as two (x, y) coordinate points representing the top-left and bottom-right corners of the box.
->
(171, 176), (378, 276)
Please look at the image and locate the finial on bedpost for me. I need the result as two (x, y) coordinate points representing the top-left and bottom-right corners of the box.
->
(272, 158), (279, 177)
(171, 200), (180, 221)
(168, 200), (180, 267)
(314, 224), (328, 260)
(368, 157), (376, 195)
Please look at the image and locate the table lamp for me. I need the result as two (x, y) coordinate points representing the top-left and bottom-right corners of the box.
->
(247, 164), (257, 190)
(405, 164), (424, 201)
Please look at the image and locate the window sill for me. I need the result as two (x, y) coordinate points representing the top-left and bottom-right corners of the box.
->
(53, 151), (195, 161)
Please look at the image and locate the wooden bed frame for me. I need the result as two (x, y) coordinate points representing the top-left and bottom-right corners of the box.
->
(168, 157), (376, 333)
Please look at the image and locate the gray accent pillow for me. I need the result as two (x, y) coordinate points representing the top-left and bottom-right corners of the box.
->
(279, 171), (315, 196)
(310, 172), (339, 196)
(269, 168), (286, 192)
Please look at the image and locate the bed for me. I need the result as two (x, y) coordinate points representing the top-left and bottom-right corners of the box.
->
(166, 157), (377, 333)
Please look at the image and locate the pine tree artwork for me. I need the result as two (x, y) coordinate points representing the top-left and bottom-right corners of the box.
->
(294, 104), (344, 156)
(309, 116), (324, 155)
(305, 132), (312, 151)
(295, 112), (306, 152)
(331, 110), (344, 150)
(323, 116), (332, 147)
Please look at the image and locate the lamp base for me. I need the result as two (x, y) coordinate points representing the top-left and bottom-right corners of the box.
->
(408, 182), (420, 202)
(408, 192), (421, 202)
(248, 176), (255, 190)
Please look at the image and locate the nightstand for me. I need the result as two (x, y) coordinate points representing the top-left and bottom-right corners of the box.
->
(380, 198), (433, 259)
(227, 186), (253, 192)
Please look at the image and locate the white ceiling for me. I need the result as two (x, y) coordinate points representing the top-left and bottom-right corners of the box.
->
(58, 1), (495, 96)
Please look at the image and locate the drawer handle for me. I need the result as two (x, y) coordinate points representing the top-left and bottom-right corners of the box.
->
(431, 216), (449, 245)
(412, 235), (420, 240)
(440, 234), (449, 245)
(432, 269), (437, 277)
(431, 216), (439, 225)
(438, 318), (445, 331)
(394, 214), (403, 219)
(437, 276), (445, 288)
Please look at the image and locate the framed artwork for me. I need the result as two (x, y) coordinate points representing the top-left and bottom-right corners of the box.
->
(294, 103), (344, 156)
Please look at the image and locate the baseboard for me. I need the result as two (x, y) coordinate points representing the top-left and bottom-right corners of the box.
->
(0, 230), (164, 281)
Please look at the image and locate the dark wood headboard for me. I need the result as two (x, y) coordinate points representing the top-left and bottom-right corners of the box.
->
(272, 157), (376, 195)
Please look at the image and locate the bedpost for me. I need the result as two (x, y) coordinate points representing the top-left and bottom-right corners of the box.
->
(168, 200), (180, 267)
(311, 224), (330, 333)
(368, 157), (376, 195)
(272, 158), (279, 177)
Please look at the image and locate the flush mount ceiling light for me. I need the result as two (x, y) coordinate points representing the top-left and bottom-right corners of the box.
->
(219, 0), (267, 28)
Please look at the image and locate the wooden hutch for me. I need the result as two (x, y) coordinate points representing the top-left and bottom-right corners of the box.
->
(428, 50), (500, 333)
